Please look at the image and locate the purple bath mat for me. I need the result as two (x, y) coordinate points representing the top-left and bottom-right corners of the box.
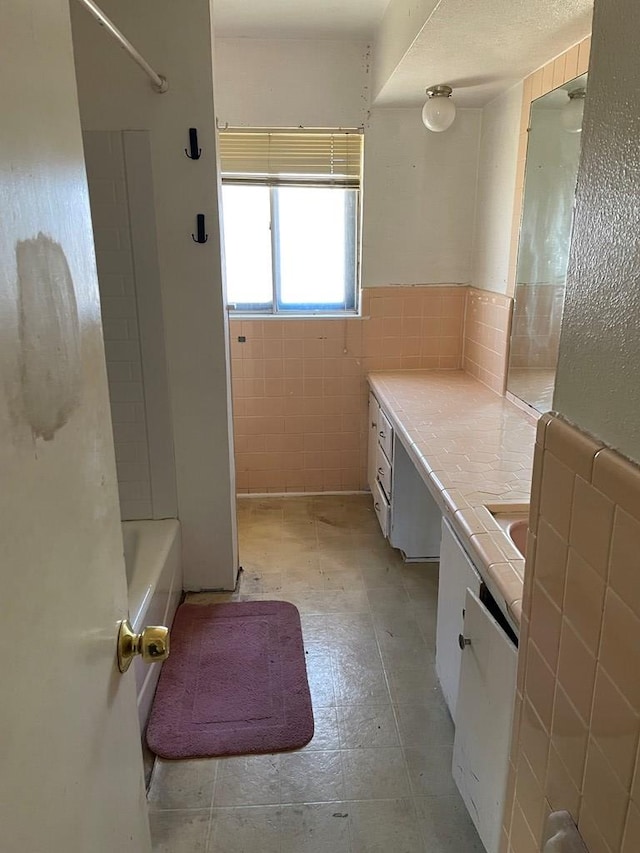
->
(146, 600), (314, 759)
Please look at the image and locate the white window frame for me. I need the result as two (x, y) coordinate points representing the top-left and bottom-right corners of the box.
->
(219, 128), (363, 317)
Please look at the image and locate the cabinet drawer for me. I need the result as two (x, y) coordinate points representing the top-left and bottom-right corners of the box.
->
(368, 393), (380, 495)
(377, 408), (393, 462)
(372, 478), (390, 538)
(376, 441), (392, 499)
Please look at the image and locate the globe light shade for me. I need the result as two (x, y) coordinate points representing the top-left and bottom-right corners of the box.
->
(422, 85), (456, 133)
(562, 88), (586, 133)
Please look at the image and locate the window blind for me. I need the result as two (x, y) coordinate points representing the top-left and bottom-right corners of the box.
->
(218, 129), (363, 187)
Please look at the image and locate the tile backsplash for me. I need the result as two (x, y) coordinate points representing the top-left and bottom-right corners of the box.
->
(504, 413), (640, 853)
(230, 285), (466, 493)
(463, 287), (512, 395)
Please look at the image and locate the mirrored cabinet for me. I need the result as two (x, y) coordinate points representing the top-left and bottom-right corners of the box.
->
(507, 73), (588, 413)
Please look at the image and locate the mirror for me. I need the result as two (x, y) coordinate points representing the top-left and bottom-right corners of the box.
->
(507, 73), (587, 413)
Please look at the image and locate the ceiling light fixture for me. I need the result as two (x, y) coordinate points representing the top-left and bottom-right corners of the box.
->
(422, 84), (456, 133)
(562, 87), (586, 133)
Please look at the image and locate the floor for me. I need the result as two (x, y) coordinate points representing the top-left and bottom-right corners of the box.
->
(148, 494), (484, 852)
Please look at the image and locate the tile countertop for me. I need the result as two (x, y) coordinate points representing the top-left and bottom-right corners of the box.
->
(368, 370), (537, 631)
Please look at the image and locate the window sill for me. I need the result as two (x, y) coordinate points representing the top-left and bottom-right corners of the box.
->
(228, 311), (361, 320)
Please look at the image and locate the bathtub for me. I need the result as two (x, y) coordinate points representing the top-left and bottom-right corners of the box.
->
(122, 519), (182, 732)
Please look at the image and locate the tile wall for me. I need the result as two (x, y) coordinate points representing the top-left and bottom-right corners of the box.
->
(229, 285), (466, 493)
(503, 413), (640, 853)
(84, 131), (153, 519)
(228, 39), (594, 497)
(462, 287), (513, 395)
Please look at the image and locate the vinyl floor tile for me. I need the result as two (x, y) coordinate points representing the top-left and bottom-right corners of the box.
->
(415, 795), (485, 851)
(212, 754), (281, 807)
(147, 759), (217, 811)
(349, 799), (425, 853)
(342, 747), (411, 800)
(337, 704), (400, 749)
(209, 806), (281, 853)
(279, 750), (345, 803)
(149, 810), (211, 853)
(280, 802), (351, 853)
(149, 495), (481, 853)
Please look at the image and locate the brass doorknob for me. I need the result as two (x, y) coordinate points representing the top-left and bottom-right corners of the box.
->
(117, 619), (170, 673)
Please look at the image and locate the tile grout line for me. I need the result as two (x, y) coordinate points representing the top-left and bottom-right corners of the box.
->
(366, 581), (418, 813)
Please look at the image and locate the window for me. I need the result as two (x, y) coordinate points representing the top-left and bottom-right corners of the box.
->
(219, 130), (363, 314)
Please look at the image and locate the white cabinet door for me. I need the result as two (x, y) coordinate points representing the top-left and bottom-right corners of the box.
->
(453, 589), (518, 853)
(368, 392), (380, 495)
(436, 519), (482, 719)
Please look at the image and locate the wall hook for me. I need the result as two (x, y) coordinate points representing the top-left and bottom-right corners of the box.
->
(192, 214), (208, 243)
(185, 127), (202, 160)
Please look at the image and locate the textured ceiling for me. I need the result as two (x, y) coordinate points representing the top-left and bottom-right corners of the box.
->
(213, 0), (391, 39)
(213, 0), (594, 108)
(374, 0), (594, 107)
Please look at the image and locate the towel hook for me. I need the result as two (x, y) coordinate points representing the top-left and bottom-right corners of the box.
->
(192, 214), (208, 244)
(185, 127), (202, 160)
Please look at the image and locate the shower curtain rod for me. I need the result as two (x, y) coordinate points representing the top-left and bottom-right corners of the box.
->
(75, 0), (168, 93)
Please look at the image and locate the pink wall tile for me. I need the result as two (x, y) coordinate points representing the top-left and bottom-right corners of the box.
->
(463, 287), (513, 395)
(507, 412), (640, 853)
(229, 285), (467, 493)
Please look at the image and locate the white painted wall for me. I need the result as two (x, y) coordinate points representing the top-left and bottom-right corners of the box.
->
(72, 0), (238, 590)
(214, 37), (482, 288)
(554, 0), (640, 463)
(362, 107), (481, 286)
(214, 38), (371, 127)
(471, 84), (522, 294)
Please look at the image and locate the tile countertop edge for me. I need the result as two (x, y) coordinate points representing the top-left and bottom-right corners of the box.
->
(368, 370), (537, 634)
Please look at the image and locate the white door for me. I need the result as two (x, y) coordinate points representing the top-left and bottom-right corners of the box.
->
(435, 519), (482, 718)
(0, 2), (151, 851)
(453, 589), (518, 853)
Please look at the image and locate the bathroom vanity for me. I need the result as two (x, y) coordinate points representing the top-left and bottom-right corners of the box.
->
(368, 391), (442, 560)
(367, 369), (536, 853)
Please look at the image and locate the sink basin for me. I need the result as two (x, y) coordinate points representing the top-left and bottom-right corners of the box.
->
(507, 519), (528, 558)
(485, 503), (529, 559)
